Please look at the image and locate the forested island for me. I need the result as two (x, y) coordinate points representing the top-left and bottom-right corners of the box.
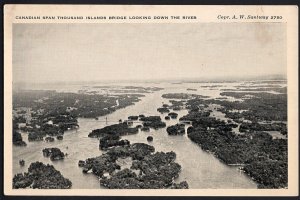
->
(12, 87), (162, 145)
(13, 162), (72, 189)
(162, 83), (287, 189)
(12, 81), (288, 189)
(77, 111), (188, 189)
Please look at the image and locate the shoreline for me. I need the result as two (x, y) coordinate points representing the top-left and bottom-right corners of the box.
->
(12, 81), (286, 189)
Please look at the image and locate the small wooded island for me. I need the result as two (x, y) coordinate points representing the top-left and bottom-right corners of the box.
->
(12, 81), (288, 189)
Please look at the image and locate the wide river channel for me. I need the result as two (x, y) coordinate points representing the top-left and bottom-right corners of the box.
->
(13, 82), (258, 189)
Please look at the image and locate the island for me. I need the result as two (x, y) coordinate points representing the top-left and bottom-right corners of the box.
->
(13, 162), (72, 189)
(78, 143), (188, 189)
(162, 90), (287, 189)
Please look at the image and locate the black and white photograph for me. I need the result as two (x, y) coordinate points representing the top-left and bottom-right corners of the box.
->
(3, 5), (298, 196)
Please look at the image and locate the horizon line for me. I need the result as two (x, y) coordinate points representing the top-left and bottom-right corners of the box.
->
(12, 74), (287, 85)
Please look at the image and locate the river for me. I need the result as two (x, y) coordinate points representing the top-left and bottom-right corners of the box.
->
(13, 82), (258, 189)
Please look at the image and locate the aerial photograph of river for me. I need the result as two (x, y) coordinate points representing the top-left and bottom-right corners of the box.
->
(9, 13), (289, 191)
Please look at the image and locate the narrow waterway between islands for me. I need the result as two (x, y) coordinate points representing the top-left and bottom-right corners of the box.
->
(13, 82), (257, 189)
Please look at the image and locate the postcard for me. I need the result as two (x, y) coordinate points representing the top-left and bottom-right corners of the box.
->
(3, 5), (298, 196)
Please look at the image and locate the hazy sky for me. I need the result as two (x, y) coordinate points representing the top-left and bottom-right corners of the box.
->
(13, 23), (286, 83)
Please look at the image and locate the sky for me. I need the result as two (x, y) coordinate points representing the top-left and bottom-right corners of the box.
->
(13, 23), (286, 83)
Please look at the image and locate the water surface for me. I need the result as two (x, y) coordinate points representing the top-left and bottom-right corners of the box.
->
(13, 82), (258, 189)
